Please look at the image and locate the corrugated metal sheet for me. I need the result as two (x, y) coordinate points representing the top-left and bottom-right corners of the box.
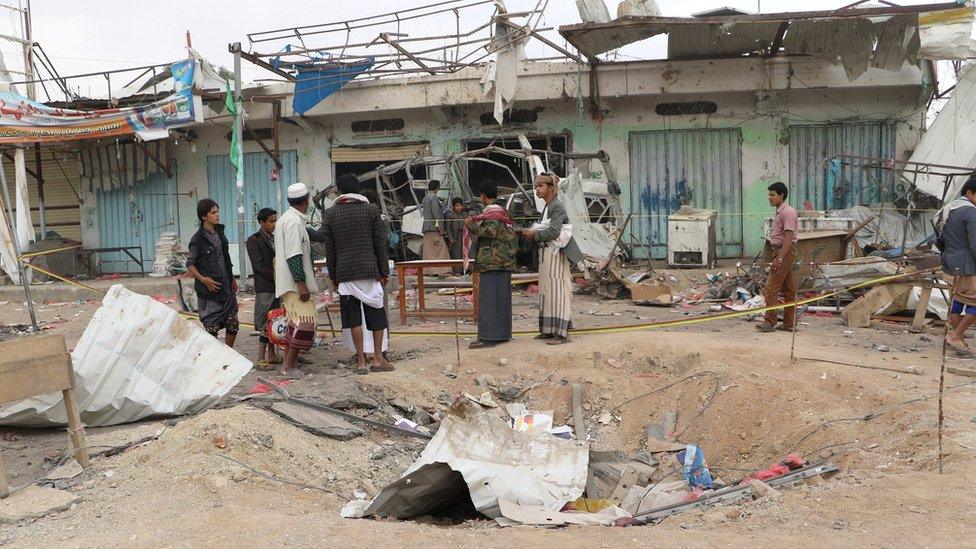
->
(912, 62), (976, 198)
(206, 150), (299, 245)
(788, 122), (896, 210)
(667, 22), (780, 59)
(629, 128), (743, 259)
(96, 169), (177, 273)
(207, 151), (299, 277)
(2, 146), (82, 241)
(330, 143), (430, 163)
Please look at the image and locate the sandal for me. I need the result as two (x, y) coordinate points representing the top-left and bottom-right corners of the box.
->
(354, 365), (369, 375)
(266, 356), (283, 365)
(468, 340), (498, 349)
(254, 360), (275, 372)
(371, 362), (396, 373)
(945, 340), (974, 357)
(534, 334), (554, 340)
(546, 336), (570, 345)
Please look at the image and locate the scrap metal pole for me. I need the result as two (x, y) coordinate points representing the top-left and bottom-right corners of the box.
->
(0, 153), (38, 331)
(938, 269), (958, 474)
(232, 43), (248, 290)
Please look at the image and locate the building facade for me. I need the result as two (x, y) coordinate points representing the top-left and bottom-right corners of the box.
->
(76, 54), (931, 272)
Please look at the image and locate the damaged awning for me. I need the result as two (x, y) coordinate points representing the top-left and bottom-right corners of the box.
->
(558, 2), (971, 77)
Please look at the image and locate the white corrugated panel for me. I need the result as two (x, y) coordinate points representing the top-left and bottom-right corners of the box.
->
(912, 62), (976, 198)
(0, 285), (252, 427)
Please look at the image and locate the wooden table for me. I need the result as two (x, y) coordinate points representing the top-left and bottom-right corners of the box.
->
(396, 259), (478, 325)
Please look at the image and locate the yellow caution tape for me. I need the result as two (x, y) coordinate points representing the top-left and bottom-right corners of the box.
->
(18, 259), (940, 340)
(19, 244), (82, 259)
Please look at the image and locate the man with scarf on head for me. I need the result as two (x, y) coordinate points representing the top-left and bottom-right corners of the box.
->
(938, 175), (976, 357)
(274, 183), (318, 378)
(464, 180), (516, 349)
(522, 173), (583, 345)
(321, 174), (393, 375)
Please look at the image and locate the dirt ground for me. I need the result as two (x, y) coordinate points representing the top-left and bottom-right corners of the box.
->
(1, 275), (975, 547)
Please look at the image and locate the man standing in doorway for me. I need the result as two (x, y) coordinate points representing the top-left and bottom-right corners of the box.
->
(421, 179), (451, 275)
(246, 207), (280, 369)
(522, 173), (582, 345)
(186, 199), (239, 347)
(756, 181), (798, 333)
(322, 174), (393, 375)
(938, 175), (976, 356)
(274, 183), (318, 378)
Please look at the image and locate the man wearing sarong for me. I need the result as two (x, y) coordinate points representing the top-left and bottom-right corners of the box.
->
(186, 198), (239, 346)
(522, 173), (582, 345)
(939, 176), (976, 357)
(421, 179), (451, 275)
(322, 174), (393, 375)
(274, 183), (318, 378)
(464, 180), (516, 349)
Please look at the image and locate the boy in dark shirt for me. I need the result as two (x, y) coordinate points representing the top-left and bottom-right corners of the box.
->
(444, 197), (467, 274)
(245, 208), (280, 369)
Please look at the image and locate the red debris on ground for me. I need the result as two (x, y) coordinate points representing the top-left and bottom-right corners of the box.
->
(248, 379), (294, 395)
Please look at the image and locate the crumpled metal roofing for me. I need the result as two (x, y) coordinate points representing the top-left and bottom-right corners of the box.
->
(558, 3), (961, 63)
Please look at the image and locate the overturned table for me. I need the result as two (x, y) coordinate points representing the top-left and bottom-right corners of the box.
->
(396, 259), (478, 325)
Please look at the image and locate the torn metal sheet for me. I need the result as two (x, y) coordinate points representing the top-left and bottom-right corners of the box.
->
(667, 22), (780, 60)
(912, 62), (976, 199)
(918, 6), (976, 59)
(0, 284), (252, 427)
(817, 256), (899, 289)
(616, 0), (661, 18)
(872, 14), (919, 71)
(0, 185), (20, 283)
(365, 399), (589, 519)
(827, 205), (931, 249)
(560, 170), (618, 264)
(576, 0), (612, 24)
(496, 498), (630, 527)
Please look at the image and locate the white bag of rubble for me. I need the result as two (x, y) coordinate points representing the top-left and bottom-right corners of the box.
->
(0, 284), (251, 427)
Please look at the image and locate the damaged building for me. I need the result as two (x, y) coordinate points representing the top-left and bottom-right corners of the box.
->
(4, 1), (969, 277)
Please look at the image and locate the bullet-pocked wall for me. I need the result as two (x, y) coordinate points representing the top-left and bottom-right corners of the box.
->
(161, 57), (928, 260)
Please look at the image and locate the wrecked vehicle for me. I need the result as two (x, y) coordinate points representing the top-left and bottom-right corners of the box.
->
(311, 134), (625, 272)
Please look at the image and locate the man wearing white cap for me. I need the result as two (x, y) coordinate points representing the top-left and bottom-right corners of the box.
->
(274, 182), (318, 377)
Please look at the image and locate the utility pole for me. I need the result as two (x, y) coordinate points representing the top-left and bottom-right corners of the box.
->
(230, 42), (248, 290)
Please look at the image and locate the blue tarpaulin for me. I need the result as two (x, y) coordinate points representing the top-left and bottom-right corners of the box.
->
(292, 58), (374, 115)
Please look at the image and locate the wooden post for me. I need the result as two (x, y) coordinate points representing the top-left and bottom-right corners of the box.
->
(911, 286), (933, 334)
(398, 263), (407, 326)
(0, 443), (8, 498)
(62, 387), (88, 467)
(417, 266), (426, 311)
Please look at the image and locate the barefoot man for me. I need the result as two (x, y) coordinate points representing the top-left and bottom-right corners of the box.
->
(939, 175), (976, 356)
(322, 174), (393, 375)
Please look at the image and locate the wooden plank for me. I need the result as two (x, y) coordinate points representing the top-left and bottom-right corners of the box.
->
(911, 286), (933, 334)
(63, 388), (89, 467)
(609, 465), (640, 506)
(878, 289), (911, 316)
(842, 283), (911, 328)
(947, 366), (976, 378)
(0, 334), (74, 405)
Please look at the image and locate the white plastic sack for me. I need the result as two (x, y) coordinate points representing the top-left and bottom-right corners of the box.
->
(0, 284), (252, 427)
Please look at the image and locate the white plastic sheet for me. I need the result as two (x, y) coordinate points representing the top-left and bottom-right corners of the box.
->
(912, 62), (976, 199)
(0, 284), (252, 427)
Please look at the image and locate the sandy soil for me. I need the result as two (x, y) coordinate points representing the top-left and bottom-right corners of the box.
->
(1, 280), (975, 547)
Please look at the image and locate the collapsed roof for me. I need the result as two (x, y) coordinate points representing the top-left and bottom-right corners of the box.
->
(559, 2), (976, 80)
